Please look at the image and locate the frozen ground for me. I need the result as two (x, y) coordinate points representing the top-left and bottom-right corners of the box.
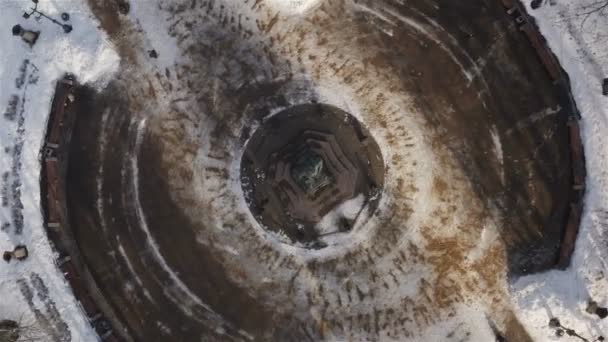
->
(0, 0), (607, 341)
(0, 0), (118, 340)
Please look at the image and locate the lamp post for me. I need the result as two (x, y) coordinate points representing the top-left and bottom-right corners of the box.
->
(22, 0), (72, 33)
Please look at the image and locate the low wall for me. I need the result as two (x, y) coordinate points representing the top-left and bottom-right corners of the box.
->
(40, 76), (124, 342)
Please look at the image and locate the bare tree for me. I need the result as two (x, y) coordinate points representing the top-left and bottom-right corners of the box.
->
(575, 0), (608, 29)
(531, 0), (608, 32)
(569, 0), (608, 64)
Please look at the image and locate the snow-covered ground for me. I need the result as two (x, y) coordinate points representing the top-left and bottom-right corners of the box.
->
(0, 0), (118, 340)
(511, 1), (608, 341)
(1, 0), (607, 341)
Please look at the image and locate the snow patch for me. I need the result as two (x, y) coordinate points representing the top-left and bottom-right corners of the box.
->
(490, 125), (505, 185)
(0, 0), (118, 339)
(315, 194), (365, 236)
(265, 0), (322, 15)
(511, 1), (608, 341)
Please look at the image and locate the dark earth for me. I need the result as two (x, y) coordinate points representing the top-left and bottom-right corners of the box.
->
(53, 0), (579, 340)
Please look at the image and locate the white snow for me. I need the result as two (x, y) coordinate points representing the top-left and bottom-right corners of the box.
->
(264, 0), (322, 15)
(490, 125), (505, 186)
(511, 1), (608, 341)
(0, 0), (118, 340)
(315, 194), (365, 236)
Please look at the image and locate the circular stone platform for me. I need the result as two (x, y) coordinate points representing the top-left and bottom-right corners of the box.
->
(240, 104), (384, 248)
(58, 0), (581, 341)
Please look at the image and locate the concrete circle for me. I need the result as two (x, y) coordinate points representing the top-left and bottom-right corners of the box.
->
(59, 0), (580, 341)
(240, 103), (384, 248)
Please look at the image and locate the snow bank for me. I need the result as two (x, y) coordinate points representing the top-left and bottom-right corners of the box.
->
(0, 0), (118, 340)
(511, 1), (608, 340)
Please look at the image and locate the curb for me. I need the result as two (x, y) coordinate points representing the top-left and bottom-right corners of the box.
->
(500, 0), (587, 269)
(40, 76), (125, 342)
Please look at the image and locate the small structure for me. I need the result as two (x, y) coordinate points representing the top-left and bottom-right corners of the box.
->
(268, 130), (360, 223)
(2, 245), (29, 262)
(240, 104), (385, 248)
(11, 24), (39, 47)
(13, 245), (28, 260)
